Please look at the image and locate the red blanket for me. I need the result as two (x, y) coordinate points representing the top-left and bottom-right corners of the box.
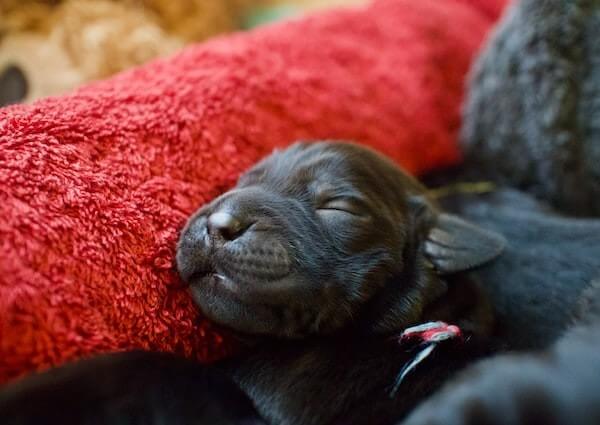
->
(0, 0), (507, 383)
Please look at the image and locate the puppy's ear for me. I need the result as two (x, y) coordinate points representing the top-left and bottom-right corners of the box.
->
(409, 196), (506, 274)
(425, 214), (506, 274)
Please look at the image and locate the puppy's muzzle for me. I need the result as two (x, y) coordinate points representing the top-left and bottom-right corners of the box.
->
(176, 187), (293, 288)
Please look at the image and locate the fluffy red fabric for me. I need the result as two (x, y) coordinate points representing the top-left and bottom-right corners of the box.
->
(0, 0), (507, 383)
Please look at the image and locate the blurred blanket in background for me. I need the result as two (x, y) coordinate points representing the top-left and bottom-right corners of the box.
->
(462, 0), (600, 216)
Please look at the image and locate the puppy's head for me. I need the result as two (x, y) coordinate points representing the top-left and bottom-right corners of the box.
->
(176, 142), (504, 337)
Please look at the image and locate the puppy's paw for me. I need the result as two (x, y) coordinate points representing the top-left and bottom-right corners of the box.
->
(401, 342), (600, 425)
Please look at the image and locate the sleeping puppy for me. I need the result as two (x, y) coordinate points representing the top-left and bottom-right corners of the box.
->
(176, 141), (505, 338)
(0, 141), (504, 425)
(177, 141), (600, 425)
(2, 141), (600, 425)
(176, 141), (508, 425)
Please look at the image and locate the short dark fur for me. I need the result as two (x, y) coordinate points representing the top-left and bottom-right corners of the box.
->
(403, 280), (600, 425)
(0, 351), (264, 425)
(176, 142), (503, 340)
(397, 190), (600, 425)
(177, 142), (505, 425)
(1, 141), (600, 425)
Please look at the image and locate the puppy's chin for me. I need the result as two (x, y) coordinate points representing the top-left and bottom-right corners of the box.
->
(190, 273), (313, 337)
(189, 274), (280, 336)
(188, 272), (356, 338)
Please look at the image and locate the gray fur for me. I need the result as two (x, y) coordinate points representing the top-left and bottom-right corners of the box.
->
(403, 309), (600, 425)
(462, 0), (600, 216)
(440, 189), (600, 349)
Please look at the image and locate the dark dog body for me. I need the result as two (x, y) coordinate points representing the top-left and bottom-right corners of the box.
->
(402, 190), (600, 425)
(0, 351), (265, 425)
(404, 295), (600, 425)
(441, 189), (600, 349)
(223, 185), (600, 425)
(1, 141), (600, 425)
(224, 325), (488, 425)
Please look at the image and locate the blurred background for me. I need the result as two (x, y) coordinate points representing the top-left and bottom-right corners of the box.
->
(0, 0), (367, 106)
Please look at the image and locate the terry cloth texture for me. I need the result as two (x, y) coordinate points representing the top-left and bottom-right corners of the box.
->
(462, 0), (600, 216)
(0, 0), (507, 383)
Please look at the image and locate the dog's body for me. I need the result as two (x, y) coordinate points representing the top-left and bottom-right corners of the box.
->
(402, 189), (600, 425)
(222, 304), (491, 425)
(219, 185), (600, 425)
(0, 351), (265, 425)
(174, 141), (505, 424)
(403, 283), (600, 425)
(441, 189), (600, 349)
(1, 141), (600, 425)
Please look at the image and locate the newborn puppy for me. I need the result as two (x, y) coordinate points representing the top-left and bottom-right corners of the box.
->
(177, 141), (600, 425)
(1, 141), (504, 425)
(3, 141), (599, 425)
(176, 141), (504, 338)
(176, 141), (507, 424)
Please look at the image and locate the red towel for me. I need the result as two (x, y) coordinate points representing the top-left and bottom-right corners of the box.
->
(0, 0), (507, 383)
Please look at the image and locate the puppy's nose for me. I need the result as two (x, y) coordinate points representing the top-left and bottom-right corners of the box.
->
(207, 211), (247, 241)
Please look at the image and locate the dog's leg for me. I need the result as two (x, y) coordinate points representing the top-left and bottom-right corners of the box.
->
(0, 351), (265, 425)
(401, 282), (600, 425)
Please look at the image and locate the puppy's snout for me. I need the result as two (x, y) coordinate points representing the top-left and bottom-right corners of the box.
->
(207, 211), (249, 241)
(176, 216), (210, 283)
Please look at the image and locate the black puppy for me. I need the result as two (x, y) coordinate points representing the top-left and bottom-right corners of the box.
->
(176, 142), (600, 425)
(176, 141), (504, 338)
(176, 141), (508, 425)
(0, 141), (504, 425)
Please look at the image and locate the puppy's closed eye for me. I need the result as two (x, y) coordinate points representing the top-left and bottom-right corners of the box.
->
(317, 197), (363, 216)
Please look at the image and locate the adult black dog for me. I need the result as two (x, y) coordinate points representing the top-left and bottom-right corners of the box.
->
(1, 141), (599, 425)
